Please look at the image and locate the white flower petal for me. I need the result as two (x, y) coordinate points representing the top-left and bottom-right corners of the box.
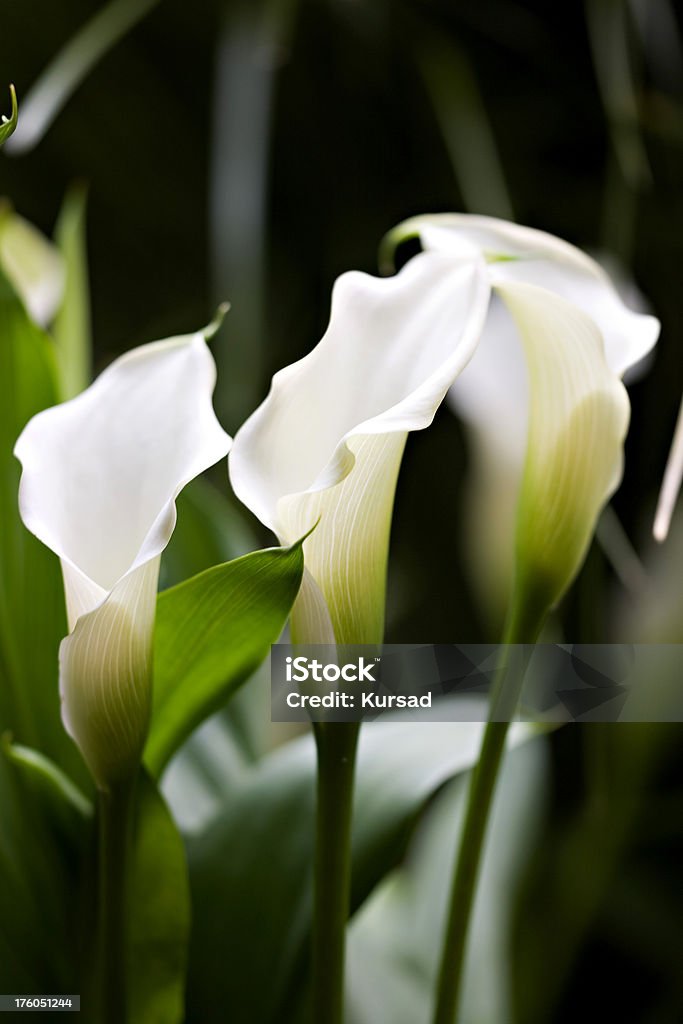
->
(0, 209), (65, 326)
(15, 331), (232, 600)
(60, 560), (108, 633)
(460, 436), (521, 630)
(498, 281), (630, 609)
(290, 569), (337, 646)
(449, 292), (529, 470)
(284, 434), (406, 644)
(400, 213), (660, 376)
(489, 258), (658, 378)
(385, 213), (659, 619)
(15, 328), (232, 786)
(230, 251), (490, 643)
(230, 251), (490, 536)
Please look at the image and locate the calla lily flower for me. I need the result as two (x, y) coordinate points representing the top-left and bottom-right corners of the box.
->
(0, 204), (65, 327)
(229, 252), (490, 644)
(15, 324), (232, 788)
(384, 214), (660, 618)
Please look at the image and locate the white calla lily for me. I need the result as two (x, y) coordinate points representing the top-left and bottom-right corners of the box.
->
(0, 204), (65, 326)
(386, 214), (660, 620)
(229, 251), (490, 644)
(15, 325), (232, 788)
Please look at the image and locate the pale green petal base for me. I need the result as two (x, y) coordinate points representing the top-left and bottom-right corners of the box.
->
(0, 206), (65, 326)
(499, 281), (631, 609)
(290, 569), (337, 646)
(281, 433), (407, 646)
(59, 558), (159, 790)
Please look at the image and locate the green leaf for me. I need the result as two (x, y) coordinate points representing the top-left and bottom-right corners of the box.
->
(0, 84), (17, 146)
(128, 768), (191, 1024)
(160, 475), (271, 765)
(344, 736), (549, 1024)
(146, 542), (304, 777)
(2, 736), (92, 842)
(53, 183), (91, 399)
(0, 267), (88, 787)
(161, 713), (253, 835)
(184, 710), (537, 1024)
(0, 743), (86, 991)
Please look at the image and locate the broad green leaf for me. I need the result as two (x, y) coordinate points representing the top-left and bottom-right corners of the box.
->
(0, 84), (17, 146)
(2, 737), (92, 844)
(161, 713), (253, 835)
(128, 768), (191, 1024)
(0, 267), (87, 787)
(54, 183), (91, 399)
(344, 736), (548, 1024)
(146, 542), (304, 777)
(184, 710), (537, 1024)
(0, 744), (86, 992)
(160, 475), (269, 762)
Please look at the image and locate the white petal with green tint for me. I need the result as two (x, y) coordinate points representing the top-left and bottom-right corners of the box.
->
(230, 251), (490, 642)
(282, 434), (407, 645)
(0, 207), (64, 327)
(383, 213), (660, 619)
(15, 329), (231, 787)
(59, 559), (160, 787)
(498, 281), (630, 610)
(390, 214), (659, 376)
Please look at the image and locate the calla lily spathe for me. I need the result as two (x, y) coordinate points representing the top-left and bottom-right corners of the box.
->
(15, 327), (232, 788)
(0, 205), (64, 327)
(385, 214), (660, 615)
(229, 252), (490, 644)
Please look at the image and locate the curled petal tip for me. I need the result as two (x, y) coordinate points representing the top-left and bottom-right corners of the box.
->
(377, 232), (398, 276)
(204, 302), (231, 341)
(0, 84), (18, 146)
(378, 221), (423, 276)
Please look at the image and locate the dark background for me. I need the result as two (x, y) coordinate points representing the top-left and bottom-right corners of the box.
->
(2, 1), (682, 1020)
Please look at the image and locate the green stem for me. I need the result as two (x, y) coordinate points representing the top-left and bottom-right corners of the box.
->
(95, 775), (136, 1024)
(311, 721), (360, 1024)
(432, 596), (546, 1024)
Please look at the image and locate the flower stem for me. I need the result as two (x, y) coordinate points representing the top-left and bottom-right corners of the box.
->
(432, 597), (546, 1024)
(95, 775), (136, 1024)
(311, 721), (360, 1024)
